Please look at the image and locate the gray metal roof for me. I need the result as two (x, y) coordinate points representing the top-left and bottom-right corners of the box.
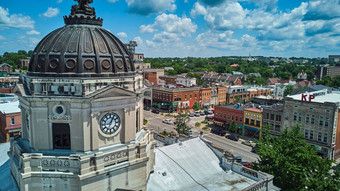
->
(147, 138), (256, 191)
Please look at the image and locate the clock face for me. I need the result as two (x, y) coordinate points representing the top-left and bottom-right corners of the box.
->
(100, 113), (120, 135)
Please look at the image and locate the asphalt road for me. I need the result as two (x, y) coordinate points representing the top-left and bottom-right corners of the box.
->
(144, 110), (259, 163)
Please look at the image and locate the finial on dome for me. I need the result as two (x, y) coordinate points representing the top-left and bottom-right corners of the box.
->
(71, 0), (96, 16)
(64, 0), (103, 26)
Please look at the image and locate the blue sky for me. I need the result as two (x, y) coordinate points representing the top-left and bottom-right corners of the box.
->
(0, 0), (339, 58)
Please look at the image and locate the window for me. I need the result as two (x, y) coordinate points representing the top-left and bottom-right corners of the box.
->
(311, 115), (315, 125)
(220, 113), (222, 117)
(195, 94), (197, 99)
(251, 119), (255, 126)
(286, 113), (289, 120)
(293, 112), (298, 121)
(232, 116), (234, 120)
(276, 115), (281, 121)
(203, 98), (206, 102)
(318, 132), (322, 142)
(319, 117), (324, 126)
(270, 114), (274, 120)
(323, 133), (328, 143)
(245, 118), (249, 124)
(11, 117), (15, 125)
(236, 116), (238, 121)
(266, 113), (269, 119)
(275, 125), (280, 131)
(216, 112), (218, 116)
(185, 94), (187, 100)
(310, 130), (314, 140)
(305, 114), (310, 124)
(325, 117), (329, 128)
(298, 113), (302, 122)
(224, 114), (226, 119)
(190, 94), (192, 99)
(240, 117), (242, 122)
(304, 129), (309, 139)
(256, 120), (261, 127)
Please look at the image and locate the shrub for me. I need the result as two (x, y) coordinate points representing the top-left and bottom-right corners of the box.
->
(202, 126), (210, 131)
(195, 122), (201, 127)
(201, 120), (208, 124)
(143, 119), (148, 125)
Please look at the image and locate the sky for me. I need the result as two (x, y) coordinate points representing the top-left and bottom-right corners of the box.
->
(0, 0), (339, 58)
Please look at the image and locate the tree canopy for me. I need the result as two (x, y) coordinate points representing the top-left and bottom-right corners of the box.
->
(252, 125), (340, 191)
(174, 111), (191, 135)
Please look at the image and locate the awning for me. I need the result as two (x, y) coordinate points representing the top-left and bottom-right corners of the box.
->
(5, 124), (21, 131)
(243, 125), (260, 132)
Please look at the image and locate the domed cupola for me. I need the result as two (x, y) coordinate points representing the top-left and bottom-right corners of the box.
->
(28, 0), (135, 77)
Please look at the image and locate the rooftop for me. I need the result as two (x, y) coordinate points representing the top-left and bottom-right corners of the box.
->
(217, 102), (261, 111)
(152, 86), (200, 93)
(147, 138), (257, 191)
(0, 101), (20, 114)
(287, 89), (340, 108)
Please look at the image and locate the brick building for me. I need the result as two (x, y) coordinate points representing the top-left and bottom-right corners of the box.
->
(0, 63), (12, 73)
(152, 87), (200, 112)
(200, 88), (212, 109)
(19, 58), (30, 69)
(0, 101), (21, 142)
(138, 69), (164, 85)
(202, 74), (242, 86)
(159, 76), (177, 86)
(262, 104), (284, 137)
(316, 65), (340, 79)
(226, 86), (271, 104)
(214, 104), (244, 134)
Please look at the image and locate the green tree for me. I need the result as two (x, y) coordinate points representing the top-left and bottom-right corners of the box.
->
(229, 121), (238, 133)
(252, 125), (340, 191)
(284, 85), (294, 97)
(174, 111), (191, 135)
(193, 101), (201, 111)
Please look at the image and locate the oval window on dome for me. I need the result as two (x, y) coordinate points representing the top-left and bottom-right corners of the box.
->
(116, 60), (124, 69)
(66, 59), (76, 69)
(50, 59), (59, 69)
(84, 60), (95, 70)
(102, 60), (111, 69)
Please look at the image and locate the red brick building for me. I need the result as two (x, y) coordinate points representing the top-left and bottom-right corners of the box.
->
(159, 76), (176, 85)
(0, 63), (12, 73)
(152, 87), (200, 112)
(200, 88), (212, 108)
(217, 86), (227, 105)
(226, 86), (271, 104)
(138, 69), (164, 85)
(0, 101), (21, 142)
(214, 105), (245, 134)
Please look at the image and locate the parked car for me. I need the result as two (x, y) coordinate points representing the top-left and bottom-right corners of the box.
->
(207, 110), (214, 115)
(162, 119), (173, 125)
(189, 112), (195, 117)
(226, 134), (239, 141)
(204, 110), (209, 115)
(240, 162), (252, 168)
(200, 111), (205, 116)
(205, 116), (214, 121)
(186, 129), (192, 135)
(144, 106), (150, 111)
(236, 156), (242, 163)
(152, 109), (160, 114)
(194, 112), (200, 117)
(242, 140), (256, 147)
(211, 128), (227, 136)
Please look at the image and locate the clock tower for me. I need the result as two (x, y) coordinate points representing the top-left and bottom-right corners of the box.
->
(9, 1), (155, 190)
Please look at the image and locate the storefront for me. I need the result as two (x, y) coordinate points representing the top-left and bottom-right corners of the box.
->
(243, 125), (261, 139)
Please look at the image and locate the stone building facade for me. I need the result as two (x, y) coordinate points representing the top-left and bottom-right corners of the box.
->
(282, 90), (340, 159)
(262, 104), (284, 137)
(9, 2), (156, 190)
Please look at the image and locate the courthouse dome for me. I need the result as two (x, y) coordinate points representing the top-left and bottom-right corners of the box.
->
(28, 0), (135, 77)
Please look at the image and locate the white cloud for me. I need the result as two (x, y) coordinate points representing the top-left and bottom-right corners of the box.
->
(196, 30), (240, 50)
(0, 35), (5, 40)
(134, 36), (143, 45)
(42, 7), (60, 18)
(126, 0), (176, 16)
(247, 0), (278, 12)
(191, 2), (247, 30)
(26, 30), (40, 36)
(304, 0), (340, 21)
(57, 0), (63, 3)
(140, 24), (157, 33)
(139, 14), (197, 37)
(108, 0), (118, 2)
(0, 7), (35, 29)
(117, 32), (128, 38)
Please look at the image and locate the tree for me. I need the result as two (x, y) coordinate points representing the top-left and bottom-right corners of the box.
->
(284, 85), (294, 97)
(174, 111), (191, 135)
(229, 121), (238, 133)
(193, 101), (201, 111)
(252, 125), (340, 191)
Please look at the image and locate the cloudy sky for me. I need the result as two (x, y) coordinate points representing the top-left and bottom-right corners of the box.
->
(0, 0), (339, 58)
